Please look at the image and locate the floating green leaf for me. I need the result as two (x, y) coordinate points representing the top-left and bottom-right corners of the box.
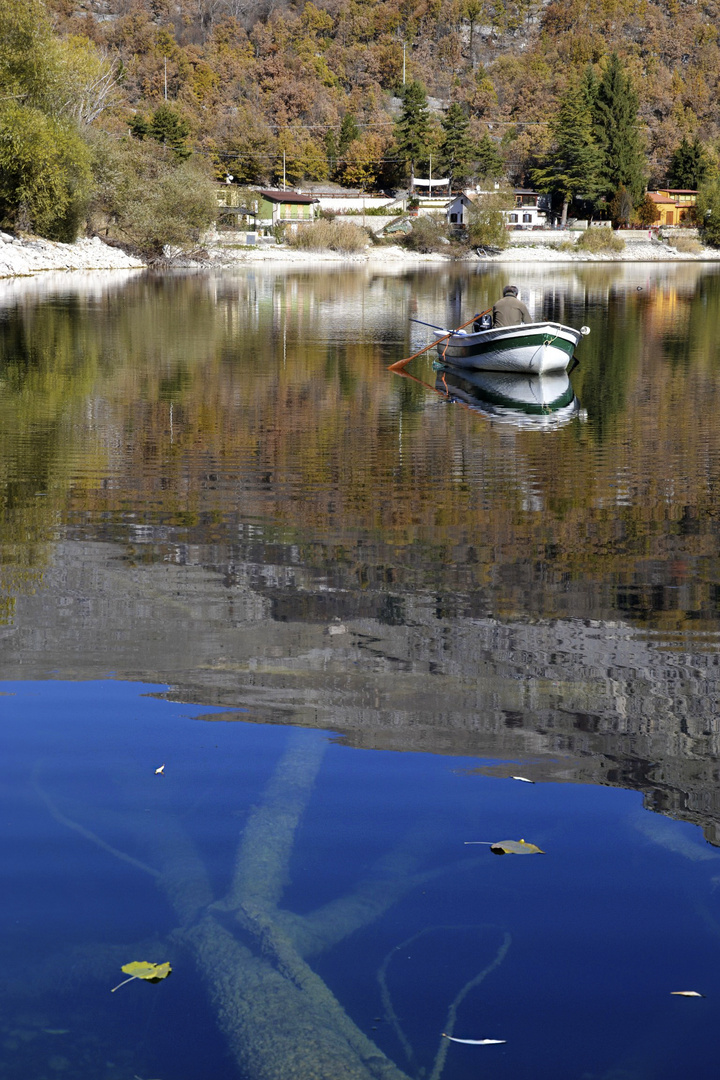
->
(110, 961), (172, 992)
(490, 839), (544, 855)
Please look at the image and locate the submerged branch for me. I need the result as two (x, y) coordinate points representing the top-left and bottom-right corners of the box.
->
(429, 930), (512, 1080)
(33, 770), (161, 881)
(377, 925), (512, 1080)
(227, 728), (327, 912)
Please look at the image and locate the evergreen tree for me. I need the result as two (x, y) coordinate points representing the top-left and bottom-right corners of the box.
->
(592, 53), (646, 207)
(394, 80), (432, 191)
(438, 103), (476, 186)
(696, 179), (720, 247)
(129, 114), (150, 140)
(532, 80), (603, 225)
(668, 137), (708, 189)
(338, 113), (359, 155)
(149, 104), (191, 160)
(476, 133), (505, 181)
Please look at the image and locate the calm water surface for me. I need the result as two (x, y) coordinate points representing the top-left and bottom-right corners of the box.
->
(2, 262), (720, 1080)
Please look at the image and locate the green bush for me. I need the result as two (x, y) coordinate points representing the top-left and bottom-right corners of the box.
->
(87, 132), (217, 256)
(697, 180), (720, 248)
(0, 102), (92, 240)
(288, 219), (367, 253)
(575, 227), (625, 253)
(402, 215), (448, 252)
(466, 189), (512, 250)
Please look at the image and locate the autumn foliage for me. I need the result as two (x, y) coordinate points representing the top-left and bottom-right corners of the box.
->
(38, 0), (720, 195)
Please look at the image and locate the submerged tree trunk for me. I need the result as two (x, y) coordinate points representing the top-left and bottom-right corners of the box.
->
(138, 730), (413, 1080)
(36, 729), (507, 1080)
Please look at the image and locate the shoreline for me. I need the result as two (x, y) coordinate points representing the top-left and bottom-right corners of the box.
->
(2, 232), (720, 280)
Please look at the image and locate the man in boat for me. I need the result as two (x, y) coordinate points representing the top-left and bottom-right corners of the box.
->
(491, 285), (532, 327)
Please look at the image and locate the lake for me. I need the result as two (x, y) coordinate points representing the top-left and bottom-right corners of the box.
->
(2, 260), (720, 1080)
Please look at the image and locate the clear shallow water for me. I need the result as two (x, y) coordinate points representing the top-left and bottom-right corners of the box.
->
(2, 263), (720, 1078)
(2, 678), (720, 1080)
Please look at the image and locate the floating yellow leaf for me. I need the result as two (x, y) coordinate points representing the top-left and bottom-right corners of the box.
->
(490, 839), (544, 855)
(671, 990), (705, 998)
(110, 961), (172, 992)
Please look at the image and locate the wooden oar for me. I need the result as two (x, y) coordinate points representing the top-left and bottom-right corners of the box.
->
(388, 311), (491, 373)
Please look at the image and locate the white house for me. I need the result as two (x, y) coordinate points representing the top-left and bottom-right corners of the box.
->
(445, 194), (474, 228)
(504, 189), (549, 229)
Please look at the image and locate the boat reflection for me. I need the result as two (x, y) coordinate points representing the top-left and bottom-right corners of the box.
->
(434, 364), (583, 429)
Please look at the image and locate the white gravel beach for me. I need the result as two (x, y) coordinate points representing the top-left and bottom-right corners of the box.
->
(2, 230), (720, 280)
(0, 232), (145, 277)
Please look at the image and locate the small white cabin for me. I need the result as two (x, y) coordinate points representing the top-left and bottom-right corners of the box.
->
(445, 194), (474, 227)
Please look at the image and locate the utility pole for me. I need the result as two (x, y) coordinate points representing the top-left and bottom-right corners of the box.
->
(282, 151), (286, 190)
(164, 57), (167, 101)
(402, 43), (406, 85)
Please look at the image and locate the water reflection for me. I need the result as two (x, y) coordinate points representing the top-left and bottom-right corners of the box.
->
(432, 367), (581, 429)
(2, 263), (720, 848)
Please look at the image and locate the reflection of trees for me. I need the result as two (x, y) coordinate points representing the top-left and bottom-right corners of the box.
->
(4, 264), (720, 849)
(3, 266), (720, 640)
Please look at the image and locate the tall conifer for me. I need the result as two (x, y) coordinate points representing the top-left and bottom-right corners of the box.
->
(668, 137), (708, 189)
(476, 133), (505, 181)
(592, 53), (645, 206)
(394, 81), (432, 191)
(438, 103), (476, 186)
(532, 79), (603, 225)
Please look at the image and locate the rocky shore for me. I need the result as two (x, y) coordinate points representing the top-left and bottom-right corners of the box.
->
(2, 230), (720, 280)
(0, 232), (145, 277)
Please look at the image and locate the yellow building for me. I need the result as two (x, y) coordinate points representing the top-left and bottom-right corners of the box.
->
(647, 189), (697, 226)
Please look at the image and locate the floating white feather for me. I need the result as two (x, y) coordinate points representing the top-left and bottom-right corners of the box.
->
(442, 1034), (506, 1044)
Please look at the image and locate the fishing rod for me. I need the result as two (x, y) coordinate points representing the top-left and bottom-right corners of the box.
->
(409, 317), (452, 333)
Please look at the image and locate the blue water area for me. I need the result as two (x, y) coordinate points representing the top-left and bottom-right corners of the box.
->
(1, 680), (719, 1080)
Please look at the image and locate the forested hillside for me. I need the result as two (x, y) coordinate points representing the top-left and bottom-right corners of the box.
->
(46, 0), (720, 187)
(2, 0), (720, 247)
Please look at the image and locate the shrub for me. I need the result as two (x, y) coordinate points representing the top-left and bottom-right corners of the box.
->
(0, 102), (92, 240)
(87, 131), (218, 256)
(466, 189), (512, 250)
(575, 227), (625, 253)
(288, 219), (367, 253)
(402, 215), (448, 252)
(672, 235), (703, 254)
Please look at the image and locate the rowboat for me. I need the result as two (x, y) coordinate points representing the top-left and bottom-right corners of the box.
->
(434, 366), (583, 429)
(422, 320), (590, 374)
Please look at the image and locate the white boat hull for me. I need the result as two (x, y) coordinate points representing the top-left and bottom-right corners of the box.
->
(435, 321), (583, 373)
